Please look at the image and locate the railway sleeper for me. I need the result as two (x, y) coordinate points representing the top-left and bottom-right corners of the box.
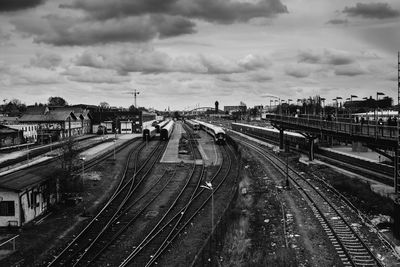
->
(353, 261), (377, 266)
(353, 258), (376, 264)
(345, 243), (366, 247)
(339, 235), (357, 240)
(334, 229), (352, 234)
(353, 255), (375, 260)
(347, 248), (370, 253)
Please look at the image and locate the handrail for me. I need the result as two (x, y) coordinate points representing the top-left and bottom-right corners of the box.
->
(266, 114), (399, 141)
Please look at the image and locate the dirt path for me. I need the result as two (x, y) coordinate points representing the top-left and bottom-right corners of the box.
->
(218, 143), (342, 266)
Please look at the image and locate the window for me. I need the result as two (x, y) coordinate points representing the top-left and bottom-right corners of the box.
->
(0, 201), (15, 216)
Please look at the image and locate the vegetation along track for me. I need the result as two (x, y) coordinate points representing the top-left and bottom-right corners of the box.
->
(47, 140), (165, 266)
(232, 135), (384, 267)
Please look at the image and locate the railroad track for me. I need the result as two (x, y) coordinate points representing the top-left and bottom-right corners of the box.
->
(120, 123), (207, 266)
(229, 129), (394, 186)
(134, 144), (235, 266)
(47, 140), (165, 266)
(233, 136), (384, 267)
(182, 123), (202, 160)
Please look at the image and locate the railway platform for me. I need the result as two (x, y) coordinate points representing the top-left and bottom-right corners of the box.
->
(160, 122), (221, 166)
(160, 122), (192, 164)
(321, 145), (390, 163)
(0, 134), (140, 177)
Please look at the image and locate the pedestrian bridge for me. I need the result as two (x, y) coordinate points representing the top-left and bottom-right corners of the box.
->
(266, 114), (399, 148)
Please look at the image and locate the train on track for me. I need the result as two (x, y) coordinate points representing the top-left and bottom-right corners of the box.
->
(184, 119), (200, 131)
(143, 126), (157, 141)
(231, 122), (310, 149)
(155, 120), (169, 133)
(193, 120), (226, 145)
(160, 120), (175, 141)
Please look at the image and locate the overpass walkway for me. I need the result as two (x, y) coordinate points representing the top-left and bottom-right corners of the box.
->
(266, 114), (398, 148)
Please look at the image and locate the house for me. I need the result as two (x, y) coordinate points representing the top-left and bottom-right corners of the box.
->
(0, 116), (19, 125)
(18, 107), (91, 143)
(0, 125), (24, 148)
(7, 124), (38, 143)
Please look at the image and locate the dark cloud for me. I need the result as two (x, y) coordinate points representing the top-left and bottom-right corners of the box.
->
(343, 2), (400, 19)
(74, 49), (271, 75)
(325, 50), (354, 65)
(298, 50), (322, 64)
(285, 64), (311, 78)
(63, 0), (288, 23)
(298, 49), (354, 65)
(152, 15), (196, 38)
(12, 14), (195, 45)
(334, 65), (367, 76)
(173, 0), (288, 24)
(12, 0), (287, 45)
(326, 19), (348, 25)
(0, 0), (44, 12)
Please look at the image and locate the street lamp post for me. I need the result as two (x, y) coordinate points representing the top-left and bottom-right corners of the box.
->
(362, 97), (369, 120)
(200, 181), (214, 237)
(320, 98), (326, 118)
(376, 92), (385, 121)
(281, 100), (285, 115)
(287, 99), (292, 115)
(26, 143), (29, 165)
(80, 157), (85, 186)
(349, 95), (358, 119)
(113, 139), (116, 160)
(333, 97), (342, 120)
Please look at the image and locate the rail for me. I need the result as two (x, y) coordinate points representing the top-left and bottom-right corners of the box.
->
(0, 235), (19, 251)
(266, 114), (399, 141)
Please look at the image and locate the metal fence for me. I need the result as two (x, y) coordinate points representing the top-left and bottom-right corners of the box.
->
(267, 114), (399, 140)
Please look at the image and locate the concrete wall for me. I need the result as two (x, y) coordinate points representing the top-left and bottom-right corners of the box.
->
(0, 191), (20, 227)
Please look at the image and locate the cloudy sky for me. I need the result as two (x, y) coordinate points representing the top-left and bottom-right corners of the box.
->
(1, 0), (399, 110)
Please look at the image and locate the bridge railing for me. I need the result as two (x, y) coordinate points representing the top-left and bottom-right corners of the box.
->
(266, 114), (399, 140)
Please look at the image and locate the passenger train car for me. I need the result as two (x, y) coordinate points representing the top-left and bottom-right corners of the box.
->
(193, 120), (226, 145)
(155, 120), (169, 133)
(231, 122), (310, 149)
(160, 120), (175, 141)
(185, 119), (200, 131)
(143, 126), (157, 141)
